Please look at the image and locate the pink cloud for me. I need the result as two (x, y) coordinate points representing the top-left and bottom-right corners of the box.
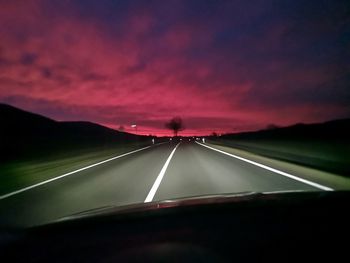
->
(0, 1), (348, 136)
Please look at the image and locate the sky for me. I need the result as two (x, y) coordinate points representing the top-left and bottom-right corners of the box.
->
(0, 0), (349, 136)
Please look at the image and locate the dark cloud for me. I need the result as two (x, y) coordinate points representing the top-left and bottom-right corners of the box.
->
(82, 72), (109, 82)
(19, 52), (38, 66)
(40, 67), (52, 78)
(0, 0), (349, 135)
(124, 61), (148, 75)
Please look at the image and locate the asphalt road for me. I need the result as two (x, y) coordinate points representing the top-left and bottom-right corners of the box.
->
(0, 141), (320, 227)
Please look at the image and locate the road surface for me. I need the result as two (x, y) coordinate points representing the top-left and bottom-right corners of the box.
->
(0, 141), (325, 227)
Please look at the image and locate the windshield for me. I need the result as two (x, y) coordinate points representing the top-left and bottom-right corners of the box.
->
(0, 0), (349, 227)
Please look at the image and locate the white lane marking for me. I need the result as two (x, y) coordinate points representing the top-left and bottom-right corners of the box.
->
(144, 143), (181, 202)
(0, 143), (168, 200)
(195, 142), (333, 191)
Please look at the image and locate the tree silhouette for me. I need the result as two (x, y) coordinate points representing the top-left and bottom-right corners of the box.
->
(165, 117), (184, 137)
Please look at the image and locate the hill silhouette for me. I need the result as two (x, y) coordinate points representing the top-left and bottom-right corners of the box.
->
(218, 119), (350, 141)
(0, 103), (149, 161)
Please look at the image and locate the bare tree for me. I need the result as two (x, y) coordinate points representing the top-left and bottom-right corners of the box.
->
(165, 117), (184, 137)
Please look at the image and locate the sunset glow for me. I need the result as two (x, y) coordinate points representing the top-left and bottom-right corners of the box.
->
(0, 0), (349, 135)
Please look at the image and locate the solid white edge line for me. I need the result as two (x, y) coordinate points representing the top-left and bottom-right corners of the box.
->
(0, 142), (168, 200)
(144, 143), (180, 203)
(195, 142), (333, 191)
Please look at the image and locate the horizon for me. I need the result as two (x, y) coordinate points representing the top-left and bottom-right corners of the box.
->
(0, 1), (349, 136)
(2, 102), (348, 137)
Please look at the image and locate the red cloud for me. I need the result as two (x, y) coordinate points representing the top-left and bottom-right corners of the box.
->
(0, 1), (348, 136)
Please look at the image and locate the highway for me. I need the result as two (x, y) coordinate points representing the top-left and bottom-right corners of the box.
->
(0, 141), (326, 227)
